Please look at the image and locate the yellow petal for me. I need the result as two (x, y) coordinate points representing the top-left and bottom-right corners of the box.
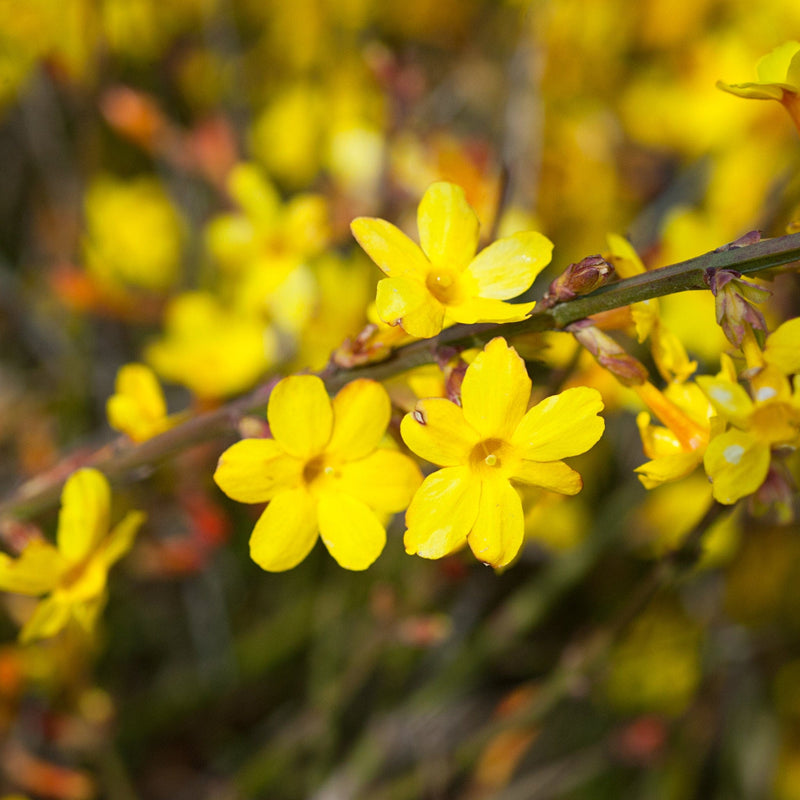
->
(114, 363), (167, 419)
(511, 460), (583, 494)
(417, 182), (479, 270)
(512, 387), (605, 461)
(376, 277), (444, 338)
(696, 376), (753, 427)
(464, 232), (553, 299)
(214, 438), (302, 503)
(716, 81), (784, 100)
(337, 450), (423, 512)
(703, 430), (770, 504)
(467, 476), (524, 568)
(0, 541), (63, 596)
(404, 467), (480, 560)
(461, 338), (531, 439)
(764, 317), (800, 374)
(317, 492), (386, 570)
(101, 511), (146, 568)
(227, 162), (280, 224)
(400, 399), (479, 466)
(19, 596), (72, 643)
(447, 297), (535, 326)
(606, 233), (646, 277)
(351, 217), (429, 280)
(57, 469), (111, 564)
(268, 376), (333, 458)
(635, 452), (704, 489)
(249, 489), (319, 572)
(757, 41), (800, 85)
(327, 379), (390, 461)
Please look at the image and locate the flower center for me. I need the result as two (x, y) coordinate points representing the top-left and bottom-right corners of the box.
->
(302, 455), (337, 487)
(425, 269), (460, 304)
(469, 438), (512, 477)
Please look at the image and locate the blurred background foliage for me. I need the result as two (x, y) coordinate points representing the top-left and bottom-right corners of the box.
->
(0, 0), (800, 798)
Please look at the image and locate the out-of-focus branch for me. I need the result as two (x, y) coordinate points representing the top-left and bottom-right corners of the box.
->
(1, 232), (799, 523)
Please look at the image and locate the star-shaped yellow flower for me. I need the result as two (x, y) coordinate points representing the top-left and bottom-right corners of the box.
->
(400, 338), (604, 567)
(351, 182), (553, 338)
(0, 469), (145, 643)
(214, 376), (423, 571)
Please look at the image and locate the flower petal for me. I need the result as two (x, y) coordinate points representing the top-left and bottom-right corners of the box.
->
(19, 596), (72, 643)
(351, 217), (429, 280)
(703, 430), (770, 504)
(57, 469), (111, 564)
(318, 492), (386, 570)
(404, 466), (480, 560)
(635, 452), (704, 489)
(400, 399), (479, 467)
(696, 376), (753, 427)
(512, 460), (583, 494)
(376, 277), (444, 338)
(249, 489), (319, 572)
(465, 232), (553, 299)
(447, 297), (535, 326)
(757, 41), (800, 84)
(461, 338), (532, 439)
(214, 438), (302, 503)
(0, 541), (63, 596)
(327, 379), (390, 460)
(268, 375), (333, 458)
(417, 182), (479, 270)
(512, 387), (605, 461)
(101, 511), (147, 568)
(467, 477), (524, 568)
(764, 317), (800, 374)
(337, 450), (423, 512)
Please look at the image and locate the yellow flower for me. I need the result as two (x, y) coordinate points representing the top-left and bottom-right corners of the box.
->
(214, 377), (423, 571)
(717, 41), (800, 132)
(146, 292), (278, 399)
(106, 363), (176, 443)
(400, 338), (604, 568)
(82, 174), (185, 293)
(0, 469), (145, 643)
(634, 380), (715, 489)
(698, 365), (800, 504)
(351, 182), (553, 338)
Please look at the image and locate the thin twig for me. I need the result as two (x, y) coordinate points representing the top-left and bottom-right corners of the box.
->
(1, 232), (799, 522)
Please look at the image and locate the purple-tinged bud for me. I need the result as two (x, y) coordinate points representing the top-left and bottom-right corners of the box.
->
(705, 268), (770, 347)
(543, 255), (614, 307)
(569, 323), (649, 386)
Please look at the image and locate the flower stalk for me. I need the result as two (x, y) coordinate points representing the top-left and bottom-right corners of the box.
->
(2, 231), (800, 523)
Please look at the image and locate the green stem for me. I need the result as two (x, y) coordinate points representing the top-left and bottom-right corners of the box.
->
(1, 233), (799, 523)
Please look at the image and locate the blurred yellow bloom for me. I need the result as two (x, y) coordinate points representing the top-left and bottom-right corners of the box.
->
(206, 161), (328, 277)
(146, 292), (278, 399)
(82, 174), (185, 293)
(401, 338), (604, 568)
(0, 469), (144, 643)
(352, 182), (553, 338)
(214, 377), (422, 571)
(106, 363), (175, 443)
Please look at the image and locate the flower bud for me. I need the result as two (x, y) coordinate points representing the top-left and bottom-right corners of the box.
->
(544, 255), (614, 306)
(569, 322), (649, 386)
(705, 269), (770, 347)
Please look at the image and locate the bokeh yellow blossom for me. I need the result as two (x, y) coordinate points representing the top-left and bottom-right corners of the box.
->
(0, 469), (144, 642)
